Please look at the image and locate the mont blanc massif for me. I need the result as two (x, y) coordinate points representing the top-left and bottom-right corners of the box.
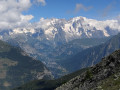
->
(0, 15), (120, 90)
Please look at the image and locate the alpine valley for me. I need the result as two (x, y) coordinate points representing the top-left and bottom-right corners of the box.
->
(1, 0), (120, 90)
(0, 16), (120, 77)
(14, 49), (120, 90)
(58, 33), (120, 73)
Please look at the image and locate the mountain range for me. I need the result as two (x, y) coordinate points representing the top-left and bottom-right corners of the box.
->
(58, 33), (120, 73)
(0, 16), (120, 77)
(0, 16), (120, 90)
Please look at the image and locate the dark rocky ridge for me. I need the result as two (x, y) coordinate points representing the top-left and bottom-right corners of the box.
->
(56, 50), (120, 90)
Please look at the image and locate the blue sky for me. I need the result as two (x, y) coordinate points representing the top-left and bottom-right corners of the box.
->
(0, 0), (120, 30)
(22, 0), (120, 22)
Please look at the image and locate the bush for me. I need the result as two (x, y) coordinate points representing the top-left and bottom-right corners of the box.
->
(85, 69), (93, 80)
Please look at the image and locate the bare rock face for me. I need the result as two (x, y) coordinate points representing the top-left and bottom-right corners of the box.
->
(56, 50), (120, 90)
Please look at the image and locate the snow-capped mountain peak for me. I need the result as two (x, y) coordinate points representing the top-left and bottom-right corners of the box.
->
(1, 16), (120, 44)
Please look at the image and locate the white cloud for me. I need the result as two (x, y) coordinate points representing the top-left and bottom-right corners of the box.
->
(116, 15), (120, 24)
(75, 4), (92, 14)
(0, 0), (33, 30)
(0, 0), (47, 30)
(21, 15), (34, 21)
(33, 0), (46, 6)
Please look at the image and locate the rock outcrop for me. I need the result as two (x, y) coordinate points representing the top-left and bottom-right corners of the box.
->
(56, 50), (120, 90)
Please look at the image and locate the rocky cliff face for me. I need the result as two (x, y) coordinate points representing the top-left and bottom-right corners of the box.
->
(56, 50), (120, 90)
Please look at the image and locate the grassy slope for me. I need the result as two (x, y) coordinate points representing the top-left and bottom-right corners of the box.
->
(0, 40), (49, 90)
(97, 73), (120, 90)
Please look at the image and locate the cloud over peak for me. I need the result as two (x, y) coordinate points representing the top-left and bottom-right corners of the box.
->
(0, 0), (46, 30)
